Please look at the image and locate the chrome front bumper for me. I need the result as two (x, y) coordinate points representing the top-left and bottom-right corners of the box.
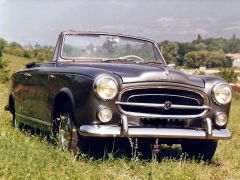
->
(79, 115), (232, 140)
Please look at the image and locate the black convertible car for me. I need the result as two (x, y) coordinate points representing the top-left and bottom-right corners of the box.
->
(5, 31), (232, 160)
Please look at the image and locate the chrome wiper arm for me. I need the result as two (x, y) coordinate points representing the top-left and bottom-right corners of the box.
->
(102, 55), (145, 63)
(139, 60), (163, 65)
(101, 57), (135, 62)
(101, 57), (121, 62)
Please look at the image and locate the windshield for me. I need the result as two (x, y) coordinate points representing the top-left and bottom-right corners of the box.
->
(61, 34), (163, 63)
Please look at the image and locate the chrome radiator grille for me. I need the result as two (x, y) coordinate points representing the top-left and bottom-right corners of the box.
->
(116, 87), (210, 119)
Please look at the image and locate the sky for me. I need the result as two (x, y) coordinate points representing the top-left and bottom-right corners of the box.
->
(0, 0), (240, 45)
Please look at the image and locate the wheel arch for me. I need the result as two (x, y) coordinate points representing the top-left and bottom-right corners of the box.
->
(51, 88), (75, 123)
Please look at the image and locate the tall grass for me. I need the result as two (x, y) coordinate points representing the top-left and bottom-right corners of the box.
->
(0, 54), (239, 179)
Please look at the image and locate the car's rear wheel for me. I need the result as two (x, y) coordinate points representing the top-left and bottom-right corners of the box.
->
(181, 140), (218, 161)
(12, 111), (17, 128)
(10, 102), (20, 128)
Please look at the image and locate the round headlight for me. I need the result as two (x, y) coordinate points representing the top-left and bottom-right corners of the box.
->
(214, 112), (228, 127)
(212, 83), (232, 105)
(94, 76), (118, 100)
(97, 107), (112, 123)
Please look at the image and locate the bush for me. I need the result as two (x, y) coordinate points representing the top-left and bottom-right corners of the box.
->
(0, 69), (10, 83)
(217, 68), (238, 83)
(184, 51), (232, 68)
(231, 85), (240, 100)
(193, 70), (206, 75)
(0, 57), (10, 83)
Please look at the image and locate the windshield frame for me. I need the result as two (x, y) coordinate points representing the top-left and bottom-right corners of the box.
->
(59, 32), (166, 65)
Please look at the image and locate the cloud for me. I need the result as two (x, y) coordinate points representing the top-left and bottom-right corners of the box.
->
(156, 16), (192, 29)
(223, 25), (240, 31)
(193, 28), (209, 35)
(178, 28), (209, 36)
(157, 17), (175, 23)
(110, 0), (134, 7)
(156, 17), (175, 28)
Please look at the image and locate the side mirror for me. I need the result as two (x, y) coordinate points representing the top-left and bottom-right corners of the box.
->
(167, 63), (176, 69)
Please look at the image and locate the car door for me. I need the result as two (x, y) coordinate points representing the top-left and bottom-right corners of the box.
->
(21, 68), (49, 123)
(12, 71), (28, 116)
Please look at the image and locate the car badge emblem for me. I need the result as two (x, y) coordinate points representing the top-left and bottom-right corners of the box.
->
(163, 101), (172, 110)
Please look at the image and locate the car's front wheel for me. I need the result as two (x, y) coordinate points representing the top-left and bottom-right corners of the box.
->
(181, 140), (218, 161)
(53, 110), (79, 155)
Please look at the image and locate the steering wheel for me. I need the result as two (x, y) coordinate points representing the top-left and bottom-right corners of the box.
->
(120, 55), (145, 63)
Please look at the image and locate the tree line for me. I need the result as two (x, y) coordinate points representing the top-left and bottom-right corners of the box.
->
(0, 35), (239, 83)
(1, 34), (240, 69)
(0, 38), (54, 82)
(0, 38), (53, 61)
(158, 34), (240, 68)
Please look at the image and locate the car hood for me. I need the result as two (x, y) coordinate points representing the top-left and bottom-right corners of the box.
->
(60, 63), (205, 88)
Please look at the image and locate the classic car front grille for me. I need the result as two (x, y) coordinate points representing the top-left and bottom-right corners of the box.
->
(116, 87), (210, 119)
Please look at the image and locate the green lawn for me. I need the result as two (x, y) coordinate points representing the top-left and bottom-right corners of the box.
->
(0, 54), (240, 179)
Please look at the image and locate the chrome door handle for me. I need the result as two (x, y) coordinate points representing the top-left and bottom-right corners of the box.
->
(24, 73), (32, 78)
(49, 74), (56, 78)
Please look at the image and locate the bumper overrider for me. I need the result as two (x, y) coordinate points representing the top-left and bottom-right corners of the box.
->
(79, 115), (232, 140)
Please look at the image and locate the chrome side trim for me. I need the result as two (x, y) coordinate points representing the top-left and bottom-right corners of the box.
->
(79, 125), (232, 140)
(16, 113), (51, 126)
(116, 101), (211, 110)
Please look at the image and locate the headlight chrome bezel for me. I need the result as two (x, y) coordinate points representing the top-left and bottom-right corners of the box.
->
(212, 83), (232, 105)
(94, 75), (118, 100)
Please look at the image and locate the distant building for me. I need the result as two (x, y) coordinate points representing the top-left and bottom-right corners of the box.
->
(233, 59), (240, 68)
(227, 53), (240, 68)
(199, 66), (206, 71)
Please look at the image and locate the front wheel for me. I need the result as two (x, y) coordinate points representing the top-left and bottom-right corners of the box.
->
(181, 140), (218, 161)
(53, 112), (79, 155)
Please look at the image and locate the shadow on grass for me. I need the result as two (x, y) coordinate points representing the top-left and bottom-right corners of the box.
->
(74, 138), (223, 166)
(18, 126), (222, 166)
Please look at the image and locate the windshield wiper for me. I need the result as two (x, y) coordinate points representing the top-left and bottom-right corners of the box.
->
(139, 60), (163, 65)
(102, 55), (145, 63)
(102, 57), (133, 62)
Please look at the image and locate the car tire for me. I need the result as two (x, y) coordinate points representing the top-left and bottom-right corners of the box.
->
(53, 107), (80, 155)
(10, 104), (20, 128)
(12, 111), (17, 128)
(181, 140), (218, 161)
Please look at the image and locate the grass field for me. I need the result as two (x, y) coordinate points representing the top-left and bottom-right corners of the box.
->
(0, 54), (240, 179)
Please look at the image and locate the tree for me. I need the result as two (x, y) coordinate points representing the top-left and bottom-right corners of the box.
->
(34, 42), (41, 49)
(232, 33), (237, 41)
(184, 50), (231, 68)
(177, 42), (195, 66)
(217, 68), (238, 83)
(0, 38), (7, 50)
(197, 34), (203, 43)
(0, 45), (3, 69)
(0, 40), (10, 82)
(158, 41), (179, 64)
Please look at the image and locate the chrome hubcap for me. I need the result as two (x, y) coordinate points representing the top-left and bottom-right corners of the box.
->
(58, 114), (71, 150)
